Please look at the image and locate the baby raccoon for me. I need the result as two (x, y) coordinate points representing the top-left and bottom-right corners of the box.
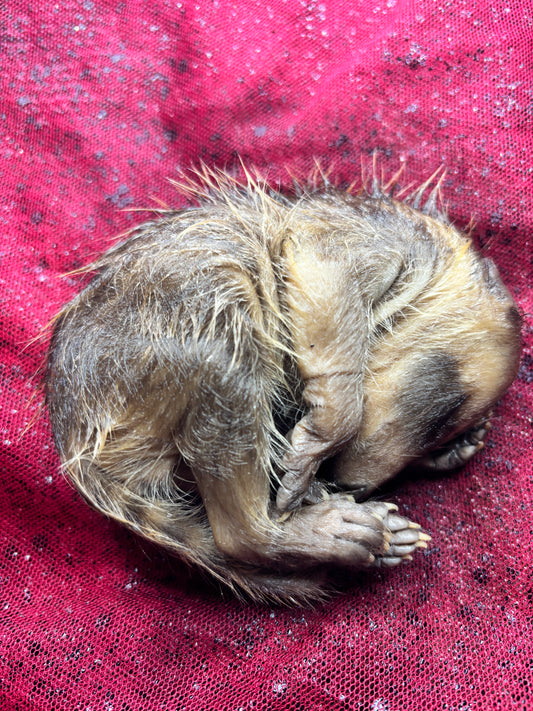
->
(45, 171), (521, 604)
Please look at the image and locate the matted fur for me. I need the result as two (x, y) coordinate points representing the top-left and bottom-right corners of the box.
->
(45, 170), (521, 604)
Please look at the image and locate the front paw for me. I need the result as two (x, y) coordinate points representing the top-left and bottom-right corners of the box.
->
(417, 415), (492, 471)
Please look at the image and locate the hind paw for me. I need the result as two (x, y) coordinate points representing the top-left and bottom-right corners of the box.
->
(278, 496), (430, 569)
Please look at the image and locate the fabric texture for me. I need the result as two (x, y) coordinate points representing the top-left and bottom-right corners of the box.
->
(1, 1), (532, 708)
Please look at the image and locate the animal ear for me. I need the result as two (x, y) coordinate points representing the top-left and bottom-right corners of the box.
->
(371, 239), (438, 330)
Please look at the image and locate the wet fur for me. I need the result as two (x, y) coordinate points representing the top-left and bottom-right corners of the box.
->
(45, 171), (522, 604)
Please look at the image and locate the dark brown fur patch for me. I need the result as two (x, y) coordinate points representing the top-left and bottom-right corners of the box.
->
(397, 353), (469, 452)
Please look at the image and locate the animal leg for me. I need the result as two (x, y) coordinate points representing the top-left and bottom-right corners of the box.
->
(195, 456), (429, 571)
(276, 242), (371, 512)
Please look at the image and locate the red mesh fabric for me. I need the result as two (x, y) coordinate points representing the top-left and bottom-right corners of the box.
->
(1, 1), (532, 709)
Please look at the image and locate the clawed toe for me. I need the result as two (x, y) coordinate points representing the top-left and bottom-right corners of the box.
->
(363, 501), (431, 568)
(373, 555), (411, 567)
(388, 530), (431, 558)
(387, 513), (420, 532)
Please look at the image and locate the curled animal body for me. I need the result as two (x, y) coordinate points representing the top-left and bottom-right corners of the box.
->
(45, 172), (522, 604)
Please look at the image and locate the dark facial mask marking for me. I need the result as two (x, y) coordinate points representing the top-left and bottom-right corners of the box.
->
(398, 352), (468, 452)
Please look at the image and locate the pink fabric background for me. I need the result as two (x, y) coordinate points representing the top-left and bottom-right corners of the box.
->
(1, 1), (532, 708)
